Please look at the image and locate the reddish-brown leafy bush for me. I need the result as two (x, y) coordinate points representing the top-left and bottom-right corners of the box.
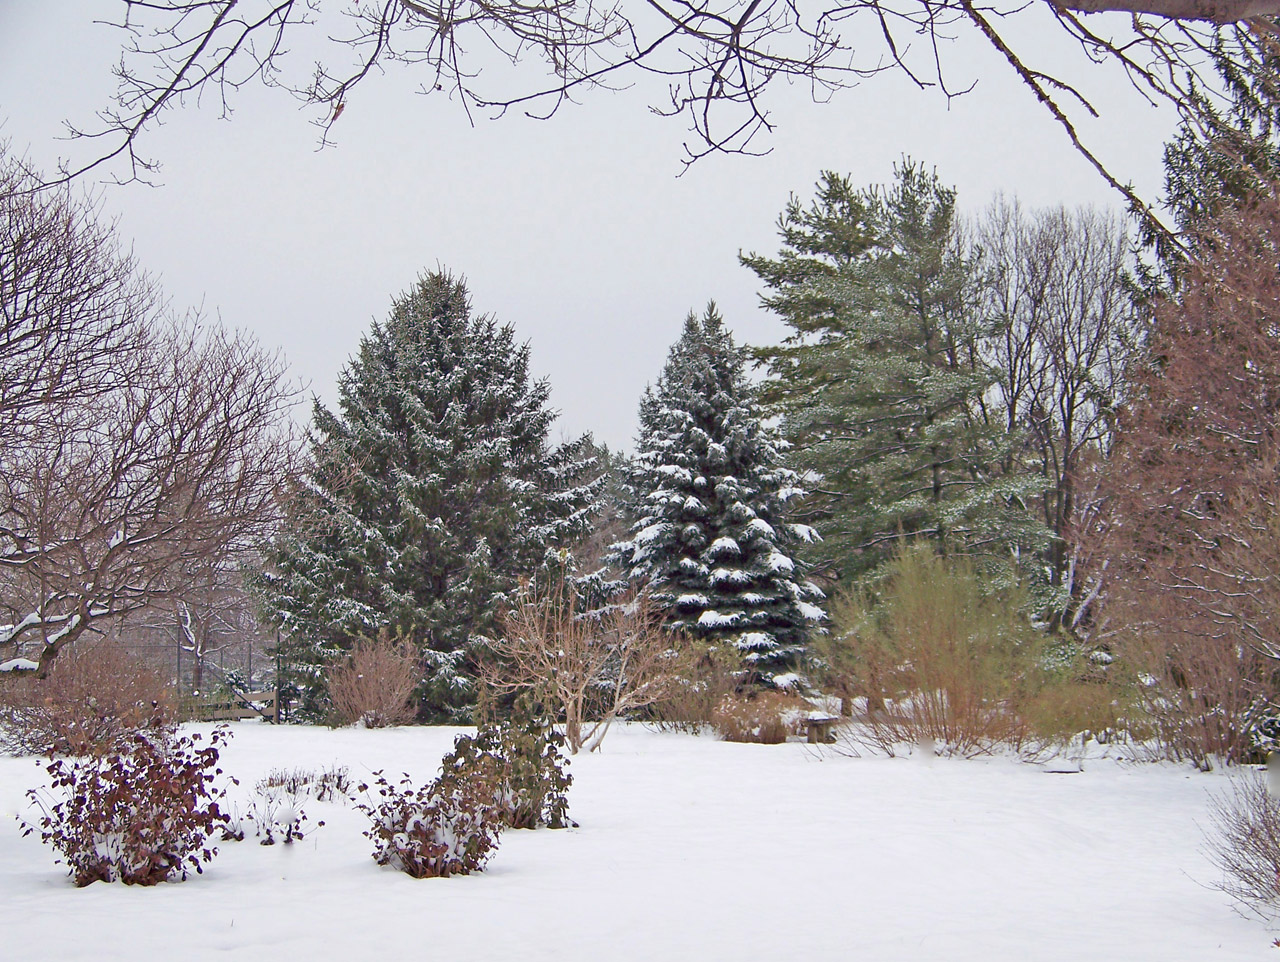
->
(23, 727), (233, 886)
(0, 641), (174, 756)
(356, 762), (503, 878)
(437, 704), (573, 830)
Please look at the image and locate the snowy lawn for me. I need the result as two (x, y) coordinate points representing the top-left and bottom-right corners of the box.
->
(0, 722), (1270, 961)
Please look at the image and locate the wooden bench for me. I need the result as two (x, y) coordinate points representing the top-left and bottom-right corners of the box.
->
(192, 690), (278, 723)
(802, 714), (839, 744)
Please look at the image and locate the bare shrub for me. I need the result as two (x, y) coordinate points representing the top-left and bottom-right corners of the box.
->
(1206, 771), (1280, 915)
(1019, 672), (1130, 749)
(711, 690), (807, 744)
(483, 574), (682, 753)
(836, 545), (1122, 758)
(254, 764), (354, 803)
(0, 640), (174, 756)
(23, 727), (233, 886)
(1123, 614), (1271, 769)
(240, 779), (322, 845)
(646, 642), (742, 732)
(326, 631), (420, 728)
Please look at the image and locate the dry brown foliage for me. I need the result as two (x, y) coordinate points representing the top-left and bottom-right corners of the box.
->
(711, 691), (807, 744)
(326, 632), (420, 728)
(1094, 189), (1280, 767)
(0, 640), (174, 756)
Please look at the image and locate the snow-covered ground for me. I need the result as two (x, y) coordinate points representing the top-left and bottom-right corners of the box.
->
(0, 723), (1269, 961)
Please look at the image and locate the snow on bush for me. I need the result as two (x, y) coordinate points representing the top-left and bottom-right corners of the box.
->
(356, 763), (503, 878)
(440, 704), (573, 830)
(244, 783), (322, 845)
(23, 727), (233, 886)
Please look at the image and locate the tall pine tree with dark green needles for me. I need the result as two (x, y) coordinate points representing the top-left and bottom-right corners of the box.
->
(257, 270), (595, 720)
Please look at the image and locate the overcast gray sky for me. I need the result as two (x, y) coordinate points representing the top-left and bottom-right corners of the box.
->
(0, 3), (1179, 450)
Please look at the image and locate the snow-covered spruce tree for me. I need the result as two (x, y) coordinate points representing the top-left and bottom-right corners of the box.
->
(256, 271), (595, 720)
(617, 305), (824, 686)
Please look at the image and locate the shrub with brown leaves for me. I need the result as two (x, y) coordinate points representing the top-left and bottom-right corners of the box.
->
(0, 640), (174, 756)
(711, 691), (806, 744)
(23, 727), (233, 886)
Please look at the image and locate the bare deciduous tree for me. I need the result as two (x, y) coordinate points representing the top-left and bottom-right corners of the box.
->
(1095, 184), (1280, 764)
(164, 559), (277, 695)
(974, 200), (1144, 629)
(483, 575), (681, 752)
(0, 151), (150, 444)
(0, 321), (298, 674)
(0, 152), (300, 673)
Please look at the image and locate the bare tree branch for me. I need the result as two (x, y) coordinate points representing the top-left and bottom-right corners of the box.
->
(0, 150), (302, 671)
(23, 0), (1272, 230)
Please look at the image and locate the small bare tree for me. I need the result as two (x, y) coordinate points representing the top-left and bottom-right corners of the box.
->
(483, 574), (681, 753)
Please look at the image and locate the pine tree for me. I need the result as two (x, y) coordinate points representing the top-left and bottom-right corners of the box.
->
(257, 270), (595, 720)
(618, 305), (824, 686)
(743, 163), (1049, 586)
(1146, 25), (1280, 282)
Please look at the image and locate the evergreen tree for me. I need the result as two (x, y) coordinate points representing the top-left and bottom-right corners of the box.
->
(618, 305), (824, 686)
(743, 163), (1049, 586)
(1146, 25), (1280, 282)
(257, 270), (595, 720)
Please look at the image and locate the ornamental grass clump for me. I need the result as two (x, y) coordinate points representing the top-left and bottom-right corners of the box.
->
(24, 727), (233, 886)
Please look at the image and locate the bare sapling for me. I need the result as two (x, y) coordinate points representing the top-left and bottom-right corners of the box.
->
(483, 573), (681, 753)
